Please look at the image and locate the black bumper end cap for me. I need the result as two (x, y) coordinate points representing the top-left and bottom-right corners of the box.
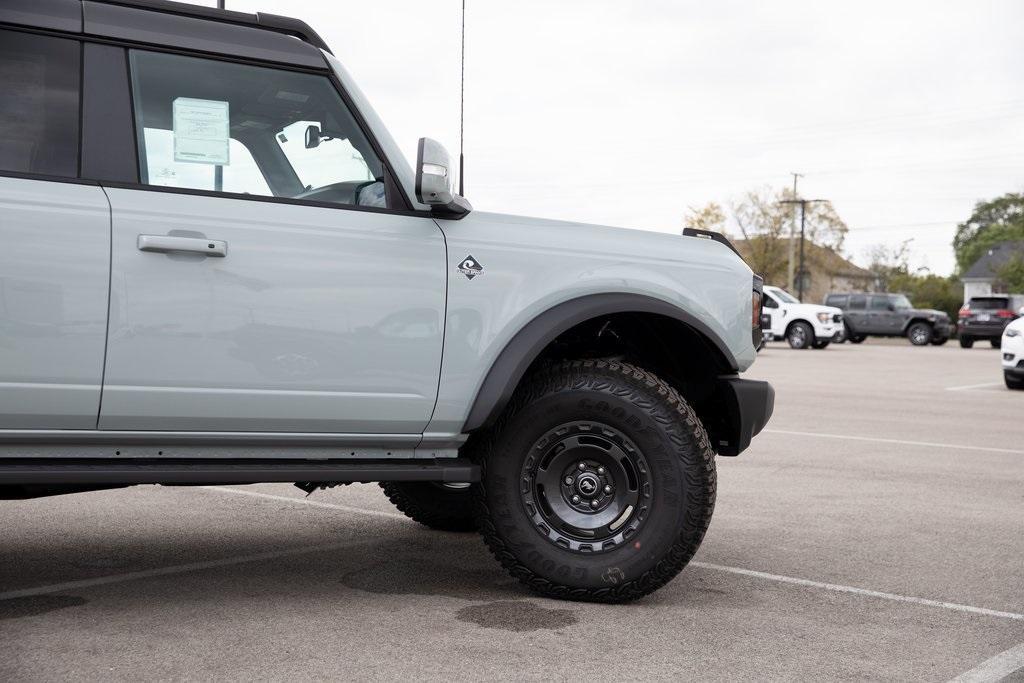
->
(715, 377), (775, 457)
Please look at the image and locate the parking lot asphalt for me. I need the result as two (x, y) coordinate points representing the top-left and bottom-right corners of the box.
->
(2, 340), (1023, 682)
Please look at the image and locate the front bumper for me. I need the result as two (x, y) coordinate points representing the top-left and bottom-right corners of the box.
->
(712, 377), (775, 456)
(1002, 335), (1024, 370)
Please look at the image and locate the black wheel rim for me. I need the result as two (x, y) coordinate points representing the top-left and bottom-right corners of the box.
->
(520, 421), (651, 553)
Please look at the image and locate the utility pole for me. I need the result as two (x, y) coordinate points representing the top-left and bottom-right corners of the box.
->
(779, 197), (827, 301)
(786, 173), (802, 290)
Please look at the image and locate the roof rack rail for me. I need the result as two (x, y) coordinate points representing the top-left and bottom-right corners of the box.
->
(92, 0), (333, 54)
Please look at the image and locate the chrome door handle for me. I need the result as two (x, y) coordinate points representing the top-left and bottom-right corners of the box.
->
(137, 235), (227, 257)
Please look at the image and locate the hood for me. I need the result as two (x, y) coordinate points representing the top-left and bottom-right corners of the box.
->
(463, 211), (751, 268)
(913, 308), (950, 319)
(789, 302), (843, 316)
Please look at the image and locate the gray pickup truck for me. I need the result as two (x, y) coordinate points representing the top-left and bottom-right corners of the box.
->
(0, 0), (773, 602)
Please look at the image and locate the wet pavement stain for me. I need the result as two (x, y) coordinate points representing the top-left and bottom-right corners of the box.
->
(0, 595), (88, 621)
(456, 600), (578, 632)
(341, 559), (524, 600)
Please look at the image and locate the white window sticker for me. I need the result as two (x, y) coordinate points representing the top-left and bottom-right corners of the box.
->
(172, 98), (230, 165)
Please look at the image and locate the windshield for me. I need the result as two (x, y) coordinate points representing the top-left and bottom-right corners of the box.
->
(892, 295), (913, 309)
(770, 288), (800, 304)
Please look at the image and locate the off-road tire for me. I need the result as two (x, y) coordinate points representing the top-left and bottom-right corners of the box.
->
(959, 336), (974, 348)
(379, 482), (476, 531)
(1006, 372), (1024, 390)
(907, 322), (933, 346)
(787, 321), (814, 349)
(470, 359), (716, 603)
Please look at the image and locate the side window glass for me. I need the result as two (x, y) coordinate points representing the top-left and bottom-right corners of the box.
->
(848, 295), (867, 310)
(128, 50), (389, 208)
(139, 128), (270, 195)
(0, 30), (80, 177)
(870, 296), (890, 311)
(826, 295), (847, 308)
(763, 295), (779, 309)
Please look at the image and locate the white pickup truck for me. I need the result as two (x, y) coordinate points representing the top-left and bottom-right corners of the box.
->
(761, 286), (844, 349)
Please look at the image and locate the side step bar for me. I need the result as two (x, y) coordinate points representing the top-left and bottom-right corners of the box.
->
(0, 458), (479, 486)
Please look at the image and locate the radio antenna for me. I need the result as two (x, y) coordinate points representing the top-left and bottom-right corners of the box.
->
(459, 0), (465, 196)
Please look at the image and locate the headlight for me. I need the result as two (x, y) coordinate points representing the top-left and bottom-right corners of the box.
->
(1008, 329), (1020, 338)
(817, 312), (830, 323)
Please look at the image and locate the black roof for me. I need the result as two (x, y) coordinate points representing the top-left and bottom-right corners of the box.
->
(962, 241), (1024, 280)
(0, 0), (332, 67)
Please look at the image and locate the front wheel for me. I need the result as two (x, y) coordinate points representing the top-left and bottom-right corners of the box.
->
(960, 336), (974, 349)
(1006, 372), (1024, 390)
(907, 322), (933, 346)
(472, 360), (716, 603)
(931, 337), (949, 346)
(787, 321), (814, 349)
(812, 339), (830, 349)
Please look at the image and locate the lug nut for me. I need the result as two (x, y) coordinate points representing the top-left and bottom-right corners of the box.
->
(572, 495), (580, 504)
(590, 499), (600, 509)
(565, 476), (574, 485)
(578, 462), (587, 471)
(597, 466), (605, 475)
(604, 484), (612, 494)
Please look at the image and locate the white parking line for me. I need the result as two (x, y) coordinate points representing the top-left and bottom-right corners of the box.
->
(691, 562), (1024, 622)
(763, 429), (1024, 455)
(200, 485), (408, 520)
(949, 643), (1024, 683)
(0, 540), (360, 601)
(945, 382), (1004, 392)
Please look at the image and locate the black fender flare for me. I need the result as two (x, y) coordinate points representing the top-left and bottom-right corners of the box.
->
(462, 293), (739, 432)
(901, 317), (931, 335)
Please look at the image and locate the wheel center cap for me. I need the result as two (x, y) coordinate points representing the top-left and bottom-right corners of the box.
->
(575, 473), (600, 498)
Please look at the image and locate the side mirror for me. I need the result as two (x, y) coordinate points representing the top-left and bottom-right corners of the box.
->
(415, 137), (471, 217)
(304, 124), (321, 149)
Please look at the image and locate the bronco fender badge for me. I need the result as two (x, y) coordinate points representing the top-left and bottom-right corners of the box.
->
(458, 255), (483, 280)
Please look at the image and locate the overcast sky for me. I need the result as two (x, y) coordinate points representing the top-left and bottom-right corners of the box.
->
(200, 0), (1022, 277)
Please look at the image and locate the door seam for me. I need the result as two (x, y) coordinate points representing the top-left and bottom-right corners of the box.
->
(94, 184), (115, 429)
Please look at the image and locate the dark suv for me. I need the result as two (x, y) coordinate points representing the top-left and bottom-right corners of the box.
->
(957, 295), (1023, 348)
(823, 293), (952, 346)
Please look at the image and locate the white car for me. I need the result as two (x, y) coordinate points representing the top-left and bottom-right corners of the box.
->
(1002, 316), (1024, 390)
(762, 286), (844, 350)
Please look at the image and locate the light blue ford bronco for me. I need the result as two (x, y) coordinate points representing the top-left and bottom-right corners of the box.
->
(0, 0), (773, 602)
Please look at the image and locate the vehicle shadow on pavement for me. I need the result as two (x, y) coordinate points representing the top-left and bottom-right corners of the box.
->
(0, 520), (742, 620)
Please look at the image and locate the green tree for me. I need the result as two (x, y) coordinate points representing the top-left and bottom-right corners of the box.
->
(888, 272), (962, 321)
(995, 255), (1024, 293)
(953, 192), (1024, 272)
